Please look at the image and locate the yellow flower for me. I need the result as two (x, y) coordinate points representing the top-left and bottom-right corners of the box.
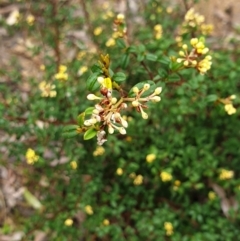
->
(224, 104), (236, 115)
(219, 169), (234, 180)
(94, 27), (103, 36)
(25, 148), (39, 165)
(116, 168), (123, 176)
(154, 24), (163, 40)
(106, 37), (116, 47)
(200, 24), (214, 35)
(166, 7), (173, 14)
(208, 191), (216, 200)
(129, 172), (136, 179)
(55, 65), (68, 81)
(93, 146), (105, 156)
(64, 218), (73, 226)
(103, 219), (110, 226)
(39, 81), (57, 98)
(6, 10), (20, 25)
(77, 51), (87, 60)
(84, 205), (93, 215)
(70, 161), (78, 170)
(146, 153), (156, 163)
(164, 222), (174, 236)
(106, 38), (116, 47)
(26, 14), (35, 26)
(125, 136), (132, 142)
(133, 175), (143, 185)
(78, 66), (88, 76)
(173, 180), (181, 190)
(40, 64), (45, 71)
(160, 171), (172, 182)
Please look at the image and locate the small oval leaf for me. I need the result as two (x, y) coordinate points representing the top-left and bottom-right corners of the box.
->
(112, 72), (126, 84)
(84, 128), (97, 140)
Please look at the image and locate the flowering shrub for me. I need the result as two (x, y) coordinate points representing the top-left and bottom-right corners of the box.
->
(1, 0), (240, 241)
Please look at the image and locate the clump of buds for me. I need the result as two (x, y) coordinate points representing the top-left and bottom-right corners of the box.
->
(65, 54), (162, 145)
(130, 84), (162, 120)
(176, 38), (212, 74)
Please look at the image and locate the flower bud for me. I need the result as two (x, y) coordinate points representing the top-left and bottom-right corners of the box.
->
(119, 127), (126, 135)
(133, 87), (139, 94)
(151, 96), (161, 102)
(97, 76), (104, 84)
(141, 112), (148, 119)
(111, 97), (117, 104)
(143, 83), (150, 90)
(108, 125), (114, 134)
(121, 103), (128, 109)
(84, 120), (92, 126)
(182, 44), (188, 50)
(121, 118), (128, 128)
(132, 100), (139, 107)
(87, 94), (101, 100)
(154, 87), (162, 95)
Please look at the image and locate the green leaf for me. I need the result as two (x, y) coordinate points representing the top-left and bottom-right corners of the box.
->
(116, 39), (126, 48)
(120, 54), (130, 69)
(158, 56), (171, 66)
(127, 46), (137, 53)
(85, 107), (95, 115)
(146, 53), (158, 62)
(86, 72), (100, 92)
(206, 94), (218, 102)
(62, 125), (79, 138)
(112, 72), (126, 84)
(170, 61), (182, 71)
(77, 113), (85, 126)
(62, 125), (79, 132)
(83, 128), (97, 140)
(168, 74), (181, 82)
(91, 64), (102, 73)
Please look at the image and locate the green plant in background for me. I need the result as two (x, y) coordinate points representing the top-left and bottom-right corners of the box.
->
(1, 0), (240, 241)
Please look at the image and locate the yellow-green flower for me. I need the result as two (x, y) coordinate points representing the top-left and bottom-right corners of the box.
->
(164, 222), (174, 236)
(26, 14), (35, 26)
(103, 219), (110, 226)
(133, 175), (143, 185)
(94, 27), (103, 36)
(106, 38), (116, 47)
(219, 169), (234, 180)
(93, 146), (105, 156)
(208, 191), (216, 200)
(25, 148), (39, 165)
(64, 218), (73, 226)
(224, 104), (236, 115)
(70, 161), (78, 170)
(146, 153), (156, 163)
(55, 65), (68, 81)
(84, 205), (93, 215)
(78, 66), (88, 76)
(116, 168), (123, 176)
(173, 180), (181, 190)
(39, 81), (56, 98)
(160, 171), (172, 182)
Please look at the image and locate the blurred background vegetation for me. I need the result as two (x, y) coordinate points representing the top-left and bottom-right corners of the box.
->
(0, 0), (240, 240)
